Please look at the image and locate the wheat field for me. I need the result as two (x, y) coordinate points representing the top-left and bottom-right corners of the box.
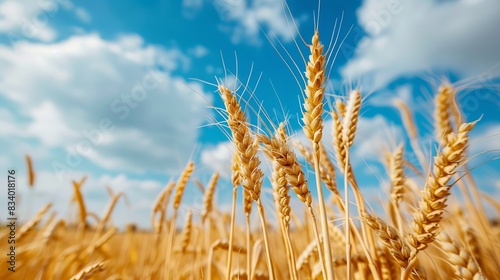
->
(1, 27), (499, 280)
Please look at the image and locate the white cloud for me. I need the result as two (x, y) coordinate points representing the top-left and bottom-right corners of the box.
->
(0, 33), (212, 175)
(200, 141), (234, 177)
(183, 0), (203, 10)
(368, 85), (413, 109)
(469, 123), (500, 161)
(0, 0), (75, 42)
(188, 45), (209, 58)
(342, 0), (500, 89)
(351, 114), (403, 162)
(0, 170), (164, 227)
(26, 101), (80, 146)
(74, 7), (91, 23)
(294, 114), (402, 164)
(214, 0), (298, 45)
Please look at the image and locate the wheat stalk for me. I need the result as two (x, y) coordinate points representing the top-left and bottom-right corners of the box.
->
(218, 84), (273, 280)
(259, 128), (327, 279)
(165, 161), (195, 279)
(301, 29), (335, 280)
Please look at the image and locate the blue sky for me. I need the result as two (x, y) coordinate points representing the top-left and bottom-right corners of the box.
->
(1, 0), (499, 227)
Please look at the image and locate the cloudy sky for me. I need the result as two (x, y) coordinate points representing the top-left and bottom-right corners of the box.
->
(1, 0), (499, 227)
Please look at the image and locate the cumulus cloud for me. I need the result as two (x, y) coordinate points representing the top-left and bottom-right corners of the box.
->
(350, 114), (403, 162)
(200, 141), (234, 177)
(188, 45), (209, 58)
(469, 123), (500, 161)
(342, 0), (500, 89)
(0, 170), (164, 227)
(0, 33), (212, 177)
(214, 0), (299, 45)
(74, 7), (91, 23)
(183, 0), (204, 18)
(0, 0), (89, 42)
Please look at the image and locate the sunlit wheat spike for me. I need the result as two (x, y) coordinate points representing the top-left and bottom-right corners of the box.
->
(231, 153), (242, 186)
(243, 189), (253, 217)
(394, 99), (418, 139)
(173, 161), (195, 210)
(302, 30), (326, 146)
(69, 260), (106, 280)
(342, 89), (362, 148)
(72, 176), (88, 226)
(361, 212), (415, 269)
(271, 159), (291, 224)
(180, 210), (193, 252)
(202, 172), (219, 223)
(435, 84), (455, 146)
(336, 99), (346, 118)
(389, 145), (406, 207)
(258, 132), (311, 206)
(318, 142), (340, 196)
(25, 154), (35, 187)
(152, 181), (175, 233)
(218, 84), (263, 200)
(332, 110), (347, 173)
(409, 121), (475, 251)
(438, 232), (484, 280)
(296, 240), (318, 271)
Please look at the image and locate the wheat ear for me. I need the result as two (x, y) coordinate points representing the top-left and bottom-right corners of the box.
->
(269, 123), (298, 280)
(435, 84), (454, 146)
(301, 29), (335, 280)
(388, 145), (406, 233)
(362, 212), (415, 268)
(227, 153), (240, 279)
(25, 154), (35, 187)
(438, 232), (484, 280)
(180, 210), (193, 253)
(152, 181), (175, 234)
(202, 172), (219, 223)
(173, 161), (195, 210)
(393, 98), (428, 172)
(218, 84), (273, 280)
(408, 122), (475, 251)
(165, 161), (195, 279)
(69, 260), (106, 280)
(72, 177), (87, 232)
(258, 129), (326, 278)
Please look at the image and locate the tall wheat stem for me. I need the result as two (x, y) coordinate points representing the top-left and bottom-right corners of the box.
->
(257, 198), (275, 280)
(245, 213), (252, 280)
(344, 149), (352, 280)
(313, 143), (335, 279)
(225, 186), (238, 279)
